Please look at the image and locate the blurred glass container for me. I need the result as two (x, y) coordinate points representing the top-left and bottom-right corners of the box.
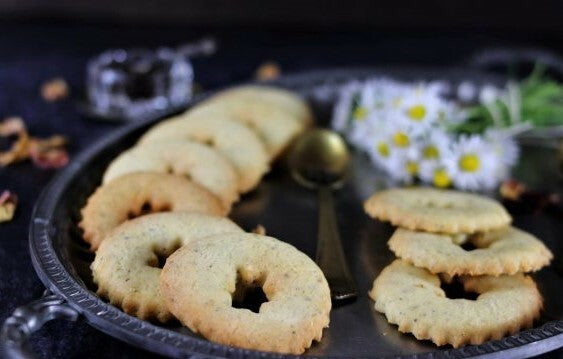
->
(86, 47), (194, 120)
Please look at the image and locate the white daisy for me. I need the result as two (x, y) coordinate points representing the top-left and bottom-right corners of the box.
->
(445, 135), (499, 190)
(484, 129), (520, 167)
(383, 146), (421, 184)
(419, 162), (454, 188)
(379, 118), (425, 152)
(350, 117), (385, 153)
(437, 101), (468, 126)
(394, 83), (447, 130)
(364, 120), (395, 167)
(420, 129), (453, 162)
(418, 130), (454, 184)
(332, 77), (521, 192)
(366, 136), (393, 169)
(483, 128), (520, 181)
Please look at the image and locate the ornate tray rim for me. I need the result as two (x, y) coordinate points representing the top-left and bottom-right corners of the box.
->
(27, 67), (563, 359)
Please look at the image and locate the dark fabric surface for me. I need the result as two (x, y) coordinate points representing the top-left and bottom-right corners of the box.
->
(3, 0), (563, 30)
(0, 22), (562, 358)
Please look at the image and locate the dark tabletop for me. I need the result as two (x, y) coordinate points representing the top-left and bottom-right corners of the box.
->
(0, 21), (562, 359)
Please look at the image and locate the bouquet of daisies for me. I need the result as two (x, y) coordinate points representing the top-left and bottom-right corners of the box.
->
(332, 78), (521, 191)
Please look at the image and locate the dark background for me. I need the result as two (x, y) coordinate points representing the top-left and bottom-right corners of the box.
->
(1, 1), (562, 358)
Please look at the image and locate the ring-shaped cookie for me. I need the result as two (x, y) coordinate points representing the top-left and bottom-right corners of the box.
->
(138, 114), (269, 193)
(160, 232), (331, 354)
(91, 212), (243, 322)
(80, 172), (227, 251)
(103, 140), (239, 209)
(369, 260), (542, 348)
(389, 226), (553, 276)
(193, 97), (306, 159)
(210, 85), (314, 126)
(364, 187), (511, 234)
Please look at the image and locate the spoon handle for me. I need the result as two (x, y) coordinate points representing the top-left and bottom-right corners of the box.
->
(316, 186), (358, 302)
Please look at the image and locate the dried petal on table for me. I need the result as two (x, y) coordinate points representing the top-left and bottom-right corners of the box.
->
(0, 117), (26, 136)
(0, 117), (69, 169)
(0, 190), (17, 223)
(501, 179), (561, 215)
(28, 135), (69, 169)
(41, 78), (69, 102)
(255, 61), (281, 81)
(500, 179), (527, 201)
(0, 117), (30, 166)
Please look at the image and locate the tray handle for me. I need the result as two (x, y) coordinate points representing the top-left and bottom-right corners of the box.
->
(1, 290), (79, 359)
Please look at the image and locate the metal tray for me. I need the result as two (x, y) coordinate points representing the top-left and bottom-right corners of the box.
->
(2, 68), (562, 359)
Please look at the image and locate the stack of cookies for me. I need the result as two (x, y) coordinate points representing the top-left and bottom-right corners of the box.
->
(79, 86), (333, 354)
(364, 187), (553, 348)
(81, 85), (313, 250)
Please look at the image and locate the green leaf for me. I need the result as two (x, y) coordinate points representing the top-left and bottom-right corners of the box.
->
(453, 62), (563, 133)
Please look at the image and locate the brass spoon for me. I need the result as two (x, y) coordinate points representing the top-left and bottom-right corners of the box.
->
(289, 128), (358, 302)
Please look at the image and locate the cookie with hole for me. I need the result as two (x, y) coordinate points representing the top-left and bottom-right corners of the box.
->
(364, 187), (511, 234)
(160, 232), (331, 354)
(79, 172), (227, 251)
(208, 85), (314, 127)
(369, 260), (543, 348)
(138, 112), (269, 193)
(191, 95), (307, 160)
(388, 226), (553, 276)
(91, 212), (243, 323)
(102, 140), (239, 209)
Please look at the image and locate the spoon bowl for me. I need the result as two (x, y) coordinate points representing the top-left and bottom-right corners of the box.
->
(288, 129), (350, 190)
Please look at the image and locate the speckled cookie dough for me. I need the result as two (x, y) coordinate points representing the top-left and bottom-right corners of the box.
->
(138, 113), (269, 193)
(364, 187), (511, 234)
(209, 85), (314, 126)
(192, 95), (307, 159)
(389, 226), (553, 276)
(160, 232), (331, 354)
(102, 140), (239, 209)
(91, 212), (243, 323)
(80, 172), (227, 251)
(369, 260), (542, 347)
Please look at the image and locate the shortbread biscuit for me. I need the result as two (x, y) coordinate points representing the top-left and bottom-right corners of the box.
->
(209, 85), (314, 126)
(369, 260), (542, 348)
(80, 172), (227, 251)
(91, 212), (243, 322)
(364, 187), (511, 234)
(193, 96), (306, 159)
(138, 114), (269, 193)
(160, 233), (331, 354)
(103, 141), (239, 209)
(389, 226), (553, 276)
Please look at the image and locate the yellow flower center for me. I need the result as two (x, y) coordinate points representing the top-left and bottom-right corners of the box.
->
(459, 154), (480, 172)
(406, 161), (418, 175)
(423, 145), (440, 159)
(392, 132), (410, 147)
(353, 106), (368, 121)
(407, 104), (426, 121)
(433, 169), (451, 188)
(376, 142), (390, 157)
